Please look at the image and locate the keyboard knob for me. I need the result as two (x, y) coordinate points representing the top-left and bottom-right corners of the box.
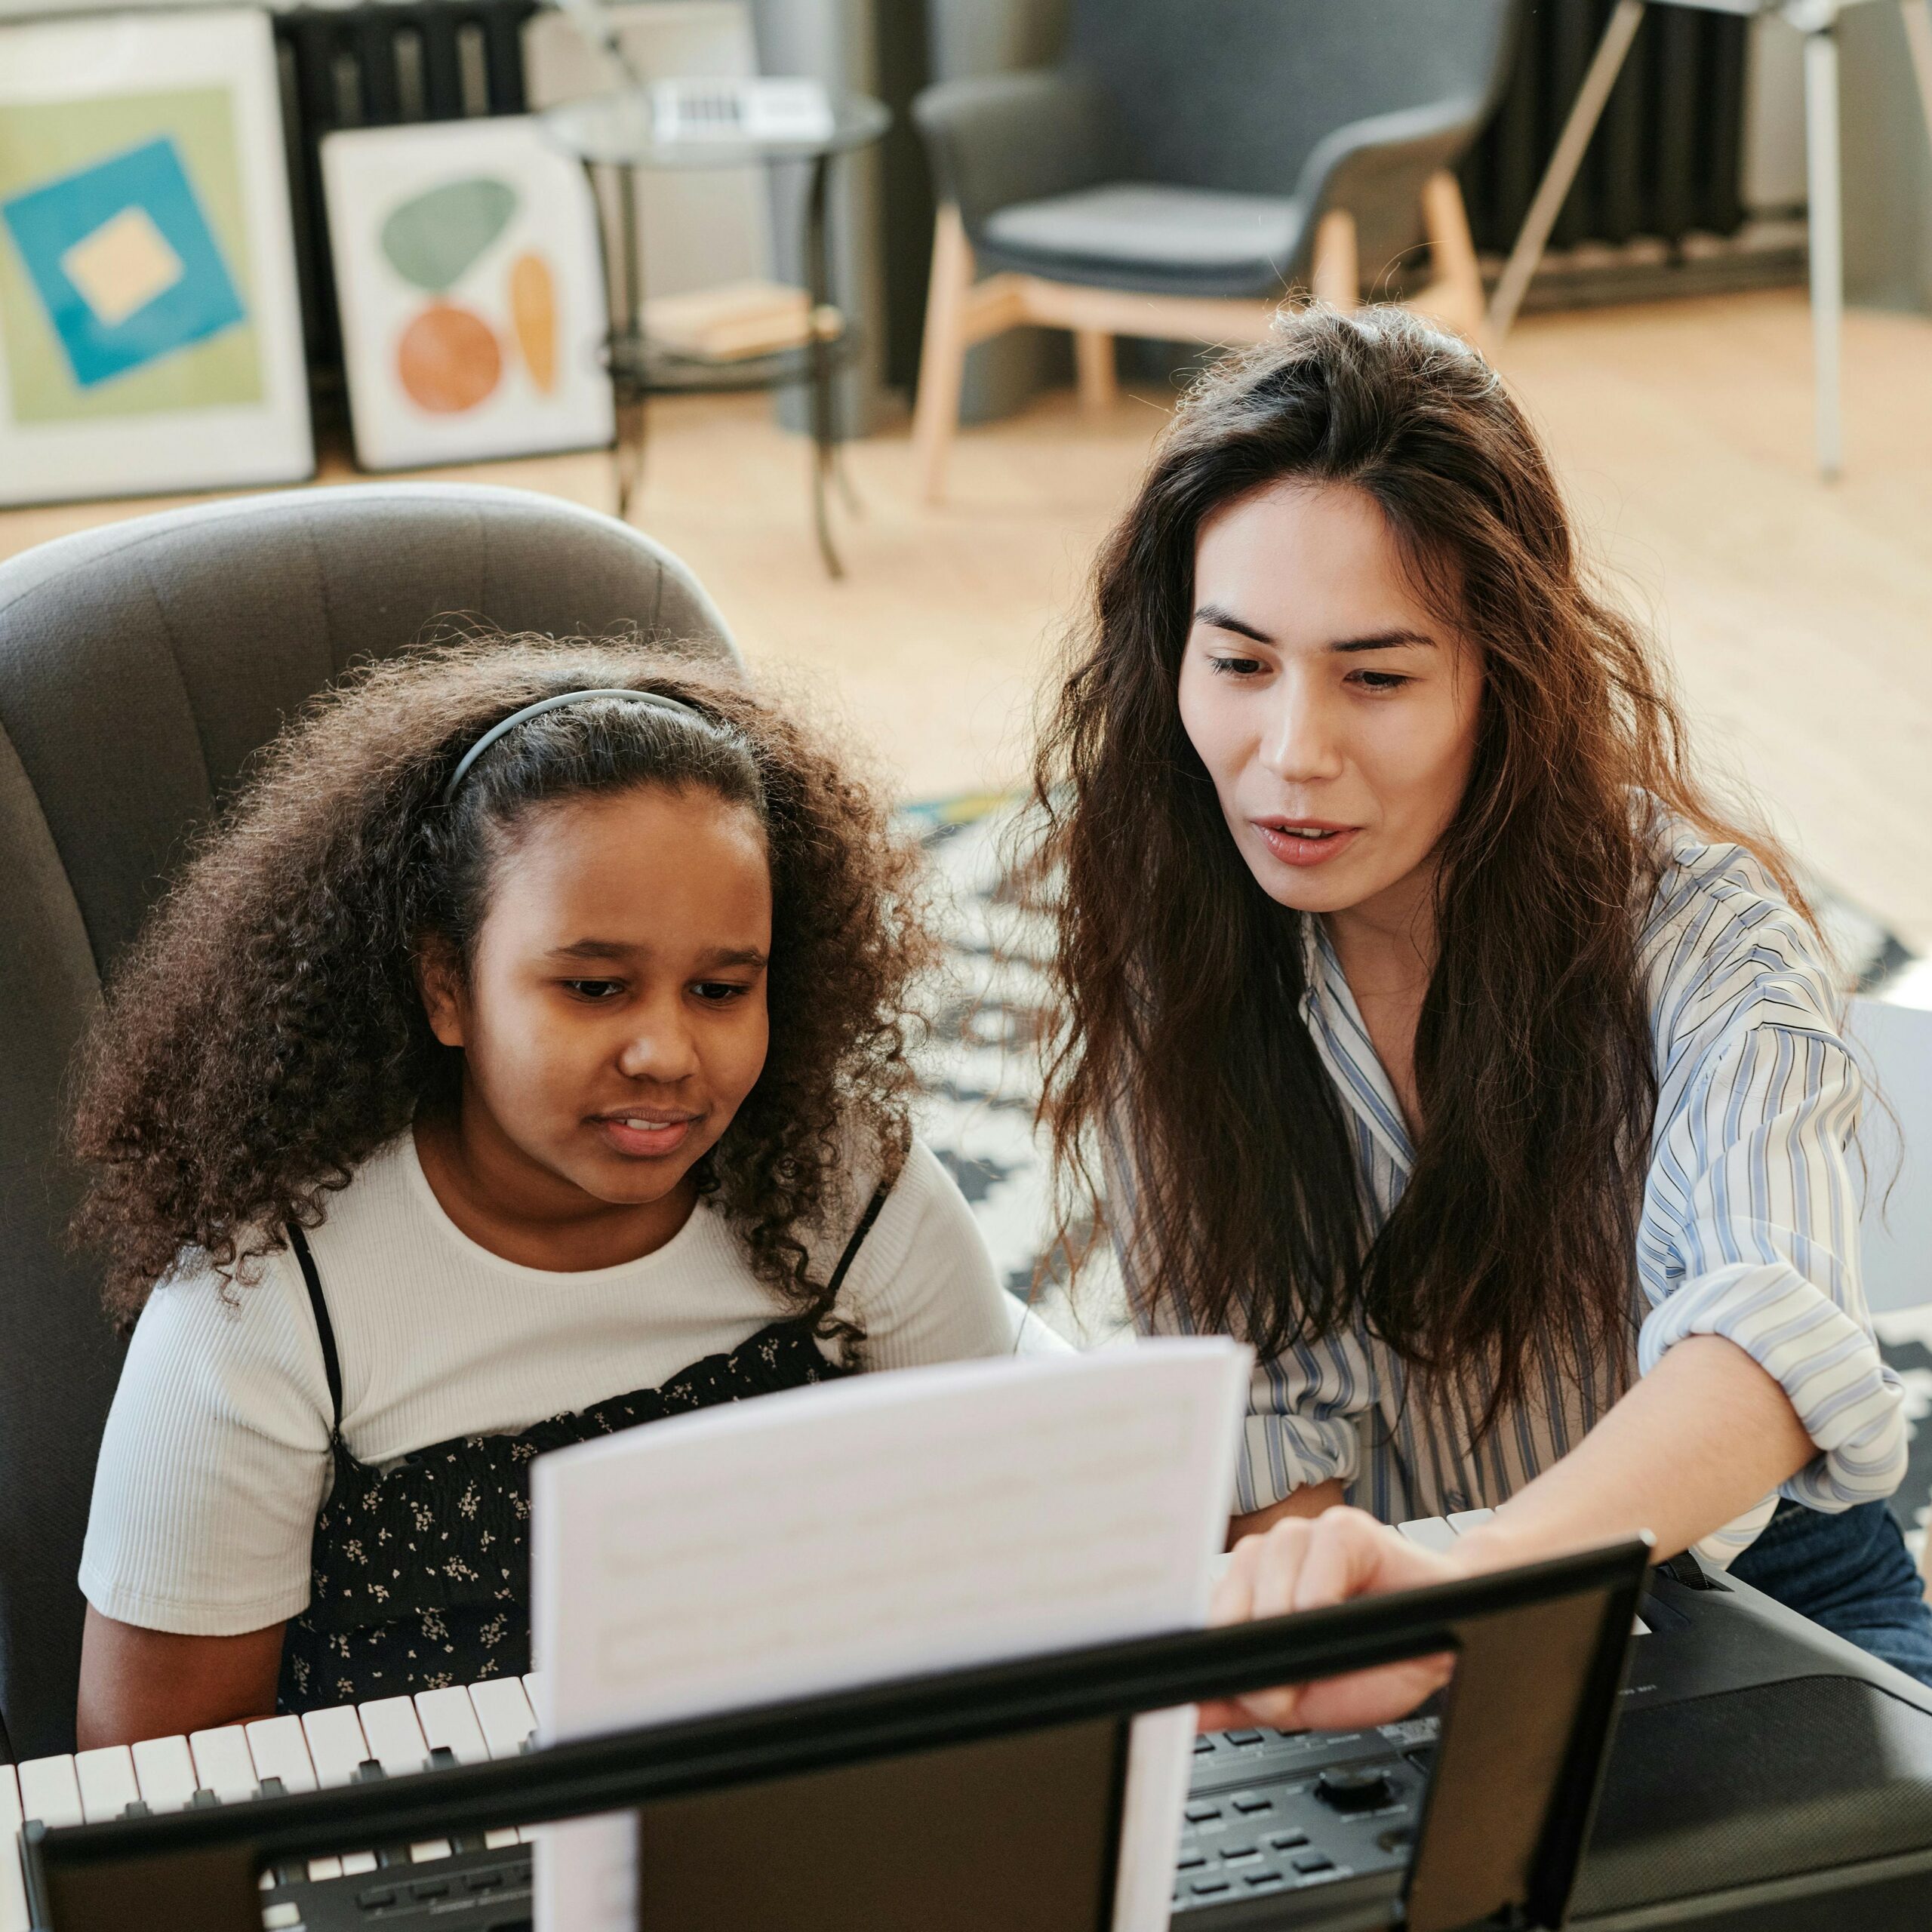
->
(1313, 1767), (1393, 1813)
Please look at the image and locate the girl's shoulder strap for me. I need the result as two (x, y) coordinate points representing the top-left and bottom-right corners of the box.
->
(826, 1184), (889, 1297)
(286, 1224), (345, 1438)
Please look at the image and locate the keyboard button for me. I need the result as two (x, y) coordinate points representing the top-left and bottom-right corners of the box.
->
(415, 1687), (490, 1767)
(1292, 1852), (1336, 1875)
(358, 1697), (431, 1778)
(189, 1727), (258, 1805)
(1188, 1876), (1232, 1897)
(409, 1878), (452, 1900)
(358, 1888), (398, 1910)
(245, 1717), (318, 1796)
(1232, 1795), (1273, 1814)
(1221, 1846), (1261, 1863)
(261, 1906), (302, 1930)
(73, 1746), (140, 1823)
(468, 1678), (537, 1759)
(1192, 1736), (1213, 1754)
(1183, 1801), (1220, 1823)
(1266, 1829), (1309, 1850)
(17, 1757), (83, 1829)
(1, 1766), (31, 1932)
(301, 1705), (371, 1789)
(131, 1734), (198, 1812)
(1225, 1730), (1263, 1746)
(463, 1871), (506, 1891)
(1246, 1871), (1287, 1888)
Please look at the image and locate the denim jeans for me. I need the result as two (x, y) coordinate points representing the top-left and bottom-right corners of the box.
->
(1727, 1497), (1932, 1688)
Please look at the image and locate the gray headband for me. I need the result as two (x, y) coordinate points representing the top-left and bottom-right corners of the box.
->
(441, 688), (709, 805)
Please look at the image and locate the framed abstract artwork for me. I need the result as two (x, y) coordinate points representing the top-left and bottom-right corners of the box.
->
(0, 8), (313, 506)
(322, 116), (615, 470)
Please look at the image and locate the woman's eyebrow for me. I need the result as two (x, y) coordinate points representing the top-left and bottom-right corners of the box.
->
(1192, 602), (1274, 643)
(1331, 629), (1436, 654)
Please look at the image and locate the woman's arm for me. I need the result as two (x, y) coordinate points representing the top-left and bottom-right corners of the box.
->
(1210, 1333), (1816, 1731)
(1230, 1478), (1347, 1543)
(76, 1607), (285, 1749)
(1455, 1332), (1812, 1571)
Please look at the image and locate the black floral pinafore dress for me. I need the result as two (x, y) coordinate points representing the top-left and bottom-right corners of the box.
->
(274, 1198), (878, 1713)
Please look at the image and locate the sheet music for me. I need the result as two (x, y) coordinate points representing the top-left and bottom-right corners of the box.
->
(530, 1339), (1249, 1932)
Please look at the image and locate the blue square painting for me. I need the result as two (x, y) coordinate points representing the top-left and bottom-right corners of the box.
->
(1, 134), (245, 389)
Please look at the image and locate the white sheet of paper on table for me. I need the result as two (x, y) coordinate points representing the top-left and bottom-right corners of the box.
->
(528, 1337), (1251, 1932)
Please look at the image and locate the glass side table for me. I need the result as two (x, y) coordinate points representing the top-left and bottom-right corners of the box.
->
(542, 91), (890, 578)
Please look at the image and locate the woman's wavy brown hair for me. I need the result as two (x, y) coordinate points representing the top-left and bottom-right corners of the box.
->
(72, 635), (934, 1336)
(1035, 303), (1803, 1438)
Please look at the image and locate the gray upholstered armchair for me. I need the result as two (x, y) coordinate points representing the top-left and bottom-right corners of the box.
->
(910, 0), (1521, 498)
(0, 484), (739, 1760)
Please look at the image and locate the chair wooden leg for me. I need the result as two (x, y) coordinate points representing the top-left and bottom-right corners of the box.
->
(1074, 328), (1118, 411)
(913, 204), (976, 504)
(1419, 168), (1485, 343)
(1312, 208), (1358, 309)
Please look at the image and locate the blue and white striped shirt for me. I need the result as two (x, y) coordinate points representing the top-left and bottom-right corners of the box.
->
(1155, 814), (1907, 1564)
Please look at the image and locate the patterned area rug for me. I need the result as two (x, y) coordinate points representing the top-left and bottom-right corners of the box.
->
(905, 797), (1932, 1559)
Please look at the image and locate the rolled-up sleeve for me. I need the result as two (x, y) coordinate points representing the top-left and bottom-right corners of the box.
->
(1235, 1340), (1367, 1513)
(1638, 1018), (1907, 1513)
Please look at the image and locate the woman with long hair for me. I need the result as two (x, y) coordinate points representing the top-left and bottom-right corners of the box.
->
(1035, 304), (1927, 1723)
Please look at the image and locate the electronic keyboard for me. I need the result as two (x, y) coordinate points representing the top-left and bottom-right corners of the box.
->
(10, 1509), (1932, 1932)
(1175, 1509), (1932, 1930)
(1, 1677), (543, 1932)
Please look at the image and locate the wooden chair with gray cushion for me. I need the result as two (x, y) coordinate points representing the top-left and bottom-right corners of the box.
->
(0, 482), (740, 1761)
(910, 0), (1521, 500)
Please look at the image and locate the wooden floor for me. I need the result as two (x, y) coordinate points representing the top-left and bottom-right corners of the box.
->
(6, 288), (1931, 948)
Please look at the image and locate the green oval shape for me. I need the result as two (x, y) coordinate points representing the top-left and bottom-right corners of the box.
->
(380, 177), (518, 294)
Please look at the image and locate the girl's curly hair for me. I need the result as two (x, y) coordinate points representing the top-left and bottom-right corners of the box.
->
(70, 635), (935, 1336)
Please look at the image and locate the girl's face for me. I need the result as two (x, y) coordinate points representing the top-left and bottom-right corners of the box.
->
(424, 783), (772, 1211)
(1177, 480), (1481, 927)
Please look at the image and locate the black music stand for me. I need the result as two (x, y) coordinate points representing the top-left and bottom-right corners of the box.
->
(25, 1538), (1649, 1932)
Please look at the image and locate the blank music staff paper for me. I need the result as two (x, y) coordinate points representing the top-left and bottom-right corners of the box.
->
(529, 1340), (1251, 1932)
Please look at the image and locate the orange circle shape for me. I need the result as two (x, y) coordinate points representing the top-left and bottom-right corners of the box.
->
(396, 301), (501, 413)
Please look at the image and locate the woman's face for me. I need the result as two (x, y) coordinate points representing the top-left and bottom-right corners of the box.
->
(1177, 480), (1481, 925)
(423, 783), (772, 1211)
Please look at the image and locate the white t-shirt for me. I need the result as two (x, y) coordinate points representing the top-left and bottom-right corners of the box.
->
(81, 1133), (1020, 1637)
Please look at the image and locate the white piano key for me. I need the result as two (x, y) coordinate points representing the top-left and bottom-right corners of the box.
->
(73, 1746), (140, 1823)
(1445, 1509), (1496, 1534)
(410, 1839), (454, 1862)
(522, 1673), (546, 1737)
(131, 1734), (198, 1812)
(340, 1851), (379, 1875)
(189, 1727), (258, 1804)
(1, 1764), (31, 1932)
(246, 1715), (318, 1796)
(17, 1758), (83, 1831)
(484, 1828), (521, 1850)
(415, 1686), (488, 1766)
(301, 1704), (371, 1789)
(358, 1697), (429, 1778)
(469, 1677), (536, 1759)
(307, 1857), (344, 1881)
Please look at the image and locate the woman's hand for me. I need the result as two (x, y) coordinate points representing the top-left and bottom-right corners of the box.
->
(1199, 1506), (1473, 1732)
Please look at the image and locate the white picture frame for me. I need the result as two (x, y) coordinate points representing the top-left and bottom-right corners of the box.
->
(0, 8), (314, 506)
(321, 115), (616, 472)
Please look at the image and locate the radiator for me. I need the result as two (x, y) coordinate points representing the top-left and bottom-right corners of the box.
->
(272, 0), (540, 385)
(1460, 0), (1752, 254)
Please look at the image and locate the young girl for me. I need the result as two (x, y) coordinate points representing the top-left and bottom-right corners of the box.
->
(73, 638), (1019, 1747)
(1035, 303), (1929, 1726)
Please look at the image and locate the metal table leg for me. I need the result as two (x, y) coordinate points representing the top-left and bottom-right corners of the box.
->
(612, 162), (648, 520)
(1801, 14), (1845, 480)
(804, 152), (843, 580)
(1487, 0), (1648, 340)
